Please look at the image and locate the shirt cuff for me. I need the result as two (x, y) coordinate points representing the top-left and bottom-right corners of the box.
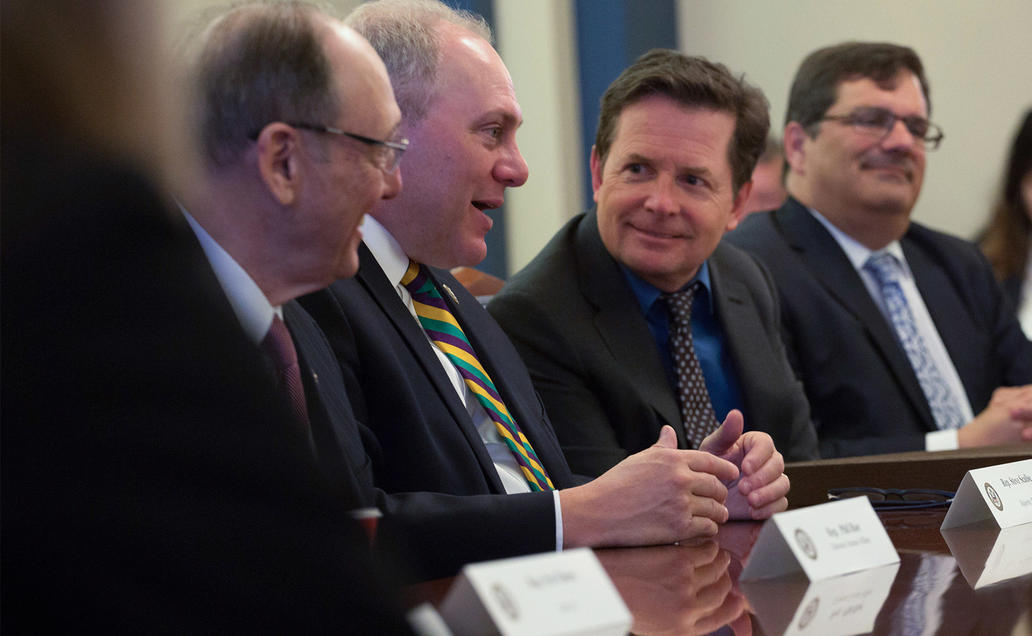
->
(553, 489), (563, 551)
(925, 429), (959, 452)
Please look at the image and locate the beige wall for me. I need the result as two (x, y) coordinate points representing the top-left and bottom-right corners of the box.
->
(675, 0), (1032, 241)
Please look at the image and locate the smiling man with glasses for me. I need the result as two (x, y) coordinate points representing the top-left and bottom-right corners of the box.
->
(729, 41), (1032, 458)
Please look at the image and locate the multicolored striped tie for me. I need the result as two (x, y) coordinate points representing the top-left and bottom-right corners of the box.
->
(401, 261), (554, 491)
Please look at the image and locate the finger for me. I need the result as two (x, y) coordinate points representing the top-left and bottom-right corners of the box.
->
(679, 468), (731, 502)
(746, 473), (791, 511)
(739, 449), (785, 495)
(681, 514), (721, 541)
(685, 450), (740, 483)
(699, 409), (744, 455)
(687, 490), (730, 525)
(653, 424), (679, 449)
(738, 433), (777, 477)
(749, 495), (789, 519)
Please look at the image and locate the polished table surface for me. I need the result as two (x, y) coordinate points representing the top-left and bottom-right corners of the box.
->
(412, 447), (1032, 634)
(411, 508), (1031, 634)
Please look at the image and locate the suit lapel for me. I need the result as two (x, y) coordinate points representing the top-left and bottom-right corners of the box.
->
(575, 209), (685, 446)
(282, 300), (369, 507)
(425, 265), (571, 485)
(774, 200), (935, 429)
(356, 245), (505, 491)
(708, 245), (764, 424)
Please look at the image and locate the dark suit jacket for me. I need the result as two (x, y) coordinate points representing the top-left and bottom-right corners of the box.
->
(488, 209), (818, 477)
(727, 197), (1032, 457)
(300, 244), (578, 578)
(1, 138), (411, 633)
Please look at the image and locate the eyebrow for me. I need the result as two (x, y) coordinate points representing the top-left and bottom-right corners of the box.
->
(622, 152), (714, 178)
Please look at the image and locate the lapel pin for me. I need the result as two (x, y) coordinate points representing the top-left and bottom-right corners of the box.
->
(442, 283), (460, 305)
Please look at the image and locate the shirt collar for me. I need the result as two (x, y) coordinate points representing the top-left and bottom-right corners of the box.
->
(361, 214), (411, 287)
(808, 207), (911, 280)
(182, 208), (280, 343)
(620, 261), (713, 316)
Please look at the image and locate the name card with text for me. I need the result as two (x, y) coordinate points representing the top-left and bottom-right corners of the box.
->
(438, 548), (630, 636)
(740, 497), (899, 581)
(941, 458), (1032, 530)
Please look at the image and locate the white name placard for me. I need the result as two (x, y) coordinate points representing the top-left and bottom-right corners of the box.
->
(438, 548), (631, 636)
(740, 497), (899, 581)
(742, 562), (899, 636)
(942, 519), (1032, 588)
(941, 458), (1032, 530)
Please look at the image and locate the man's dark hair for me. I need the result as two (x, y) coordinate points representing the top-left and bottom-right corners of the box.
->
(190, 2), (341, 167)
(786, 41), (930, 134)
(594, 49), (769, 193)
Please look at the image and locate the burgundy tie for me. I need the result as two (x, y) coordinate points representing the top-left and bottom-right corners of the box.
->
(260, 315), (309, 429)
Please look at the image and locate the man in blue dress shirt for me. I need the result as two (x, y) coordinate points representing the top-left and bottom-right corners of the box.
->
(490, 50), (818, 487)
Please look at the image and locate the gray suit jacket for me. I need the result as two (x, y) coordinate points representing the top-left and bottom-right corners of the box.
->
(489, 209), (818, 476)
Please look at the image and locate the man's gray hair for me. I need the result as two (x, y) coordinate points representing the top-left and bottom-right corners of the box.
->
(186, 2), (340, 167)
(346, 0), (491, 122)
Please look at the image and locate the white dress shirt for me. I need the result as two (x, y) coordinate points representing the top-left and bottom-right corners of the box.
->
(362, 216), (563, 550)
(810, 209), (974, 450)
(183, 210), (282, 339)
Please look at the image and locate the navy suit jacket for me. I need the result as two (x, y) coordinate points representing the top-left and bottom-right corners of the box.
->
(727, 198), (1032, 457)
(300, 244), (578, 579)
(488, 209), (818, 477)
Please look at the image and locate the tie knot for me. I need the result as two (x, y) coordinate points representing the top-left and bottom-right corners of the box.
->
(864, 252), (900, 286)
(261, 315), (297, 371)
(401, 260), (428, 295)
(663, 281), (702, 326)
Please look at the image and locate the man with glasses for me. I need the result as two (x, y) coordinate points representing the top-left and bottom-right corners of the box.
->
(181, 3), (404, 503)
(728, 42), (1032, 457)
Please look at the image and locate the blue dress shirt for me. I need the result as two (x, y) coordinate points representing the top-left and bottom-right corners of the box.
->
(620, 262), (746, 426)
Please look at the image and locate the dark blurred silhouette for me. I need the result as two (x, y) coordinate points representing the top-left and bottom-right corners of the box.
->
(1, 1), (411, 632)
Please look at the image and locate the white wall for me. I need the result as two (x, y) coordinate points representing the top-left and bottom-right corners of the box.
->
(675, 0), (1032, 240)
(495, 0), (584, 271)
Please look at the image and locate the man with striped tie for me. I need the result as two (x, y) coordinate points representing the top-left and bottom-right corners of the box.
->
(301, 0), (789, 580)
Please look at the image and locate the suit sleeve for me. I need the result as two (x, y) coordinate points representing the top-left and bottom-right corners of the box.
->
(489, 288), (631, 476)
(300, 285), (559, 580)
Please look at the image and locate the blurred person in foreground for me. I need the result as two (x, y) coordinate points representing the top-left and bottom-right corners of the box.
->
(979, 108), (1032, 339)
(728, 42), (1032, 457)
(1, 1), (411, 631)
(301, 0), (790, 580)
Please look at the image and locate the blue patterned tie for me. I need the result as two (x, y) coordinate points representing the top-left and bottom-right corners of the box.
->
(864, 253), (965, 429)
(401, 261), (554, 491)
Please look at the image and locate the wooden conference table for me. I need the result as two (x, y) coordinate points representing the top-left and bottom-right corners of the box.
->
(411, 445), (1032, 635)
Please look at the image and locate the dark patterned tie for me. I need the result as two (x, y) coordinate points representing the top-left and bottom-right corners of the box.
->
(260, 315), (309, 429)
(401, 261), (554, 491)
(664, 282), (718, 447)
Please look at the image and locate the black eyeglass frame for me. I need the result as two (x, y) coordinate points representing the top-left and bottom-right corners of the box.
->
(819, 106), (945, 150)
(249, 122), (409, 173)
(827, 486), (955, 511)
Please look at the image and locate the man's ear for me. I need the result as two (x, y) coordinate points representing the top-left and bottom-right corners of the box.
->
(255, 123), (302, 206)
(783, 122), (808, 176)
(726, 180), (753, 232)
(589, 145), (603, 203)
